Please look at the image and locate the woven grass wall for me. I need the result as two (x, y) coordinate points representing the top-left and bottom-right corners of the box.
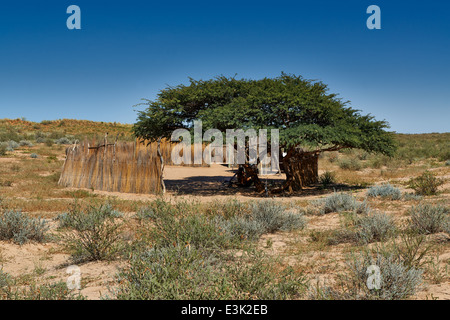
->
(59, 140), (163, 194)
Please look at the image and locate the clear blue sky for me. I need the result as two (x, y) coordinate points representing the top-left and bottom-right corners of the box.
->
(1, 0), (449, 133)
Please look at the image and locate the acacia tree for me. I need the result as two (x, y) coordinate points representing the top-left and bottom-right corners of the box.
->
(133, 73), (396, 193)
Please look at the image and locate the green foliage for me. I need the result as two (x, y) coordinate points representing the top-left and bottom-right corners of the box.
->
(30, 153), (38, 158)
(0, 143), (7, 156)
(0, 210), (48, 245)
(133, 74), (396, 156)
(338, 158), (363, 171)
(113, 246), (307, 300)
(408, 171), (445, 196)
(319, 171), (336, 187)
(58, 204), (124, 263)
(137, 199), (306, 250)
(394, 133), (450, 162)
(0, 270), (85, 300)
(319, 211), (396, 245)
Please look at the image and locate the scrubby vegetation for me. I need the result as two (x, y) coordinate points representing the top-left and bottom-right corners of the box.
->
(309, 251), (423, 300)
(0, 118), (448, 300)
(58, 203), (125, 263)
(308, 192), (369, 215)
(408, 204), (449, 235)
(408, 171), (445, 196)
(0, 210), (48, 245)
(367, 183), (402, 200)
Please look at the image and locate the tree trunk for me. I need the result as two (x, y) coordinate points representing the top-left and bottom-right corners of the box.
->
(284, 150), (319, 191)
(236, 164), (265, 193)
(272, 149), (319, 193)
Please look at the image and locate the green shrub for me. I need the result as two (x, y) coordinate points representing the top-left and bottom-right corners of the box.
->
(309, 252), (423, 300)
(322, 212), (396, 245)
(408, 171), (445, 196)
(135, 200), (235, 250)
(55, 137), (72, 145)
(408, 204), (449, 234)
(0, 210), (48, 245)
(327, 152), (339, 163)
(0, 143), (7, 156)
(355, 213), (397, 244)
(319, 171), (336, 188)
(114, 246), (307, 300)
(59, 204), (124, 263)
(366, 183), (402, 200)
(338, 158), (363, 171)
(250, 200), (306, 233)
(311, 192), (369, 215)
(139, 199), (306, 250)
(44, 138), (54, 147)
(402, 192), (423, 201)
(30, 153), (38, 159)
(7, 141), (19, 150)
(0, 278), (85, 300)
(19, 140), (33, 147)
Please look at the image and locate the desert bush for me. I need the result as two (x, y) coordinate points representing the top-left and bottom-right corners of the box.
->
(408, 204), (449, 235)
(138, 200), (238, 250)
(402, 192), (423, 201)
(0, 130), (20, 143)
(114, 245), (225, 299)
(408, 171), (445, 196)
(311, 192), (370, 215)
(250, 200), (306, 233)
(366, 183), (402, 200)
(0, 272), (85, 300)
(139, 199), (306, 250)
(113, 246), (307, 300)
(7, 141), (19, 150)
(59, 204), (124, 263)
(218, 216), (265, 241)
(0, 210), (48, 245)
(327, 152), (339, 163)
(57, 202), (122, 230)
(338, 158), (363, 171)
(30, 153), (38, 159)
(0, 143), (7, 156)
(55, 137), (72, 145)
(321, 212), (396, 245)
(204, 199), (249, 219)
(387, 233), (434, 270)
(19, 140), (33, 147)
(309, 252), (423, 300)
(44, 138), (54, 147)
(319, 171), (336, 188)
(355, 213), (397, 244)
(445, 160), (450, 166)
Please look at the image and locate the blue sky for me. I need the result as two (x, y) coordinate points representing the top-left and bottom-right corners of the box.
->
(0, 0), (449, 133)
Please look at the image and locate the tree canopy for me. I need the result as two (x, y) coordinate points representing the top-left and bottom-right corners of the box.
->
(134, 73), (395, 155)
